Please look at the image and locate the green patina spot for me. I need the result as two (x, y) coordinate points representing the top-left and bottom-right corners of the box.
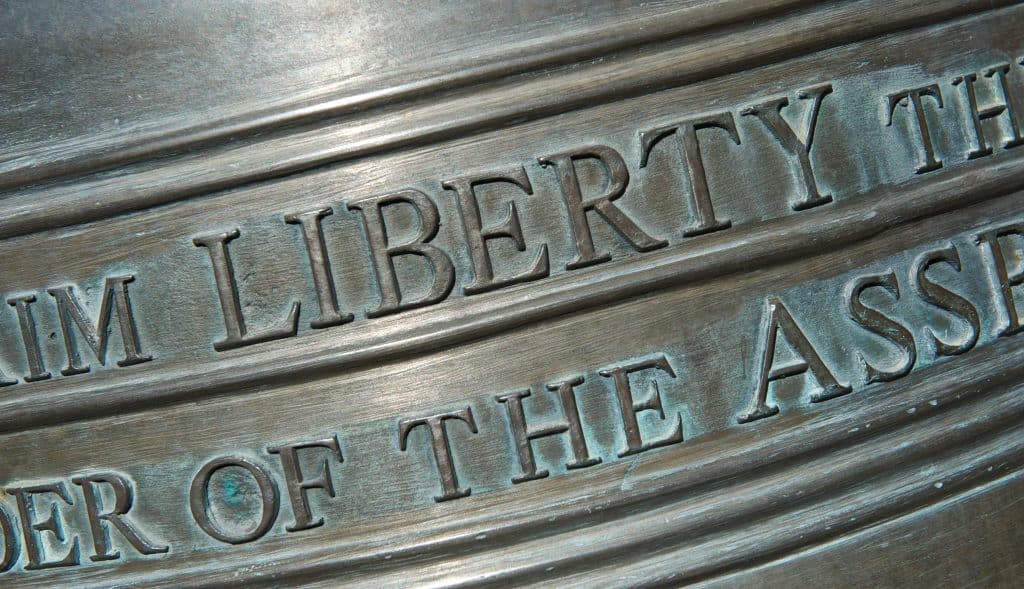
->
(222, 477), (244, 507)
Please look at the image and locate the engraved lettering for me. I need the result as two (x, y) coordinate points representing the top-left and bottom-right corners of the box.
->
(538, 145), (667, 270)
(46, 276), (152, 376)
(738, 297), (851, 423)
(6, 295), (48, 382)
(398, 407), (478, 502)
(71, 473), (168, 561)
(953, 64), (1024, 159)
(742, 84), (834, 210)
(847, 272), (916, 384)
(913, 246), (981, 356)
(189, 456), (280, 545)
(639, 111), (739, 236)
(266, 435), (343, 532)
(7, 482), (80, 570)
(348, 190), (456, 317)
(285, 208), (354, 329)
(443, 166), (550, 294)
(193, 230), (301, 351)
(495, 376), (600, 484)
(976, 223), (1024, 336)
(885, 84), (945, 174)
(598, 354), (683, 457)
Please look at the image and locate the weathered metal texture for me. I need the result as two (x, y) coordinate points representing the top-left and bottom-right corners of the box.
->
(0, 1), (1023, 586)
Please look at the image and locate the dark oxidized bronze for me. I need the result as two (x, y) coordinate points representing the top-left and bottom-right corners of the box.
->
(0, 1), (1023, 586)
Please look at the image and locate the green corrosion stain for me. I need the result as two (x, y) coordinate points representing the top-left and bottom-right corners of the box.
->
(221, 477), (244, 507)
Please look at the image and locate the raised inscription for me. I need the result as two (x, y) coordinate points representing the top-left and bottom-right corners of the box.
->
(0, 60), (1021, 390)
(0, 46), (1022, 579)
